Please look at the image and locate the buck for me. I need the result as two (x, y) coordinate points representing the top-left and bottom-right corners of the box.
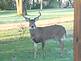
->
(23, 11), (66, 58)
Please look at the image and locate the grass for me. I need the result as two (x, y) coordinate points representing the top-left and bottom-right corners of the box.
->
(0, 8), (74, 24)
(0, 29), (73, 61)
(0, 8), (74, 61)
(0, 23), (73, 61)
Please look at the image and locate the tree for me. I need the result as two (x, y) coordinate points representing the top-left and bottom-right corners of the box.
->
(57, 0), (62, 8)
(0, 0), (5, 10)
(68, 0), (74, 7)
(40, 0), (43, 10)
(0, 0), (16, 10)
(22, 0), (27, 15)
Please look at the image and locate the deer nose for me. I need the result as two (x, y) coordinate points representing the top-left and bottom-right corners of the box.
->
(31, 26), (36, 29)
(31, 26), (34, 28)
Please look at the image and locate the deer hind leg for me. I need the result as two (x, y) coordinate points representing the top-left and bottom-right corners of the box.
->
(59, 38), (64, 56)
(58, 40), (64, 56)
(60, 39), (64, 54)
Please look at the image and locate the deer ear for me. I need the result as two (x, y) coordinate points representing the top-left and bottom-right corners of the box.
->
(34, 11), (41, 21)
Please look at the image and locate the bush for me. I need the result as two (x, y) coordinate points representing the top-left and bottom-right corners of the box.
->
(0, 0), (16, 10)
(49, 0), (58, 8)
(0, 0), (30, 10)
(0, 0), (6, 10)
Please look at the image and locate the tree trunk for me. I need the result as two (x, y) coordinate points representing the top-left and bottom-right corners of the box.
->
(40, 0), (43, 10)
(22, 0), (27, 15)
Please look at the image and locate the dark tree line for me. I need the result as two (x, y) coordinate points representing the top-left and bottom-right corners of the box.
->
(0, 0), (73, 10)
(0, 0), (16, 10)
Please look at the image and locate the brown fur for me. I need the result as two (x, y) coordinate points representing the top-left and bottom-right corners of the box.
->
(23, 12), (66, 57)
(30, 25), (66, 43)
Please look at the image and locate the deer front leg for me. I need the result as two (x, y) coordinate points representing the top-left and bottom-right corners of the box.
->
(42, 42), (46, 57)
(33, 42), (38, 58)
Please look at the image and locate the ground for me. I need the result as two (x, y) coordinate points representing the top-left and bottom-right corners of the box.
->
(0, 9), (74, 61)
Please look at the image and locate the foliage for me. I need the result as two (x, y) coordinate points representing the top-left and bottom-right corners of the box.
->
(31, 0), (59, 9)
(46, 0), (58, 8)
(0, 0), (12, 10)
(0, 0), (6, 10)
(0, 0), (74, 10)
(0, 0), (15, 10)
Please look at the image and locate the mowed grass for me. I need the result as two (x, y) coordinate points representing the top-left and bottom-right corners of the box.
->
(0, 30), (73, 61)
(0, 24), (73, 61)
(0, 8), (74, 24)
(0, 8), (74, 61)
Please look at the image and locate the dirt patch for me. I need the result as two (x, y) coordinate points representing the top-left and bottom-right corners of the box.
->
(0, 16), (74, 30)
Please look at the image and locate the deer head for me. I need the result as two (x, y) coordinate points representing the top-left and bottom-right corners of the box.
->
(23, 11), (41, 29)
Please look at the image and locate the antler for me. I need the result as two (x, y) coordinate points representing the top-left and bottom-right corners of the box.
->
(23, 11), (41, 21)
(23, 15), (30, 22)
(37, 11), (41, 18)
(34, 11), (41, 20)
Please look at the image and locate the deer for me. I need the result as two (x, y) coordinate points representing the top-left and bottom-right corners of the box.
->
(23, 11), (66, 58)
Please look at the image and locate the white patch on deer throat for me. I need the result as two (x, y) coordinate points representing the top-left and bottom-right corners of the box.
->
(34, 42), (37, 48)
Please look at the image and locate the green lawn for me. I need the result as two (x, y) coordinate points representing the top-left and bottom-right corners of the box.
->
(0, 8), (74, 24)
(0, 23), (73, 61)
(0, 8), (74, 61)
(0, 29), (73, 61)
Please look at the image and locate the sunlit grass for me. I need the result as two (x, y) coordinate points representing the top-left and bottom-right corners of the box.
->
(0, 21), (73, 61)
(0, 8), (74, 24)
